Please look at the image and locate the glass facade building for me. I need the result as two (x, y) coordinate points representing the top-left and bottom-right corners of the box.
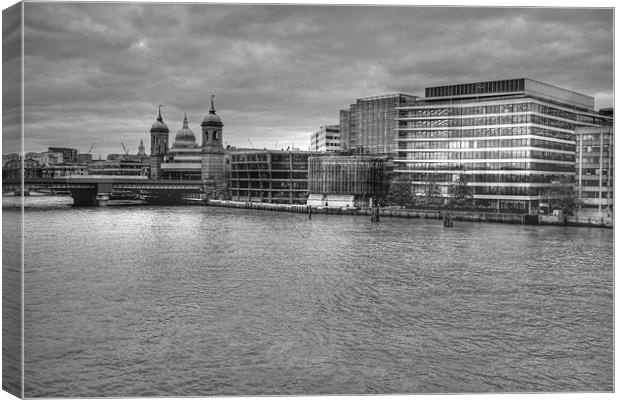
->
(228, 149), (317, 204)
(308, 155), (388, 203)
(575, 126), (613, 215)
(340, 94), (417, 155)
(395, 78), (613, 212)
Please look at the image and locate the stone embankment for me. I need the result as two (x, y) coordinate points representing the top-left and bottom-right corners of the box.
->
(206, 200), (612, 228)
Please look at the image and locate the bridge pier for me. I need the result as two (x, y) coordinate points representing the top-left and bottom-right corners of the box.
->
(96, 193), (110, 206)
(70, 182), (113, 207)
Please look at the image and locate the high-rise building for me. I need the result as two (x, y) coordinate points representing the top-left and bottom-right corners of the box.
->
(339, 94), (417, 155)
(310, 125), (340, 152)
(395, 78), (613, 213)
(575, 125), (613, 216)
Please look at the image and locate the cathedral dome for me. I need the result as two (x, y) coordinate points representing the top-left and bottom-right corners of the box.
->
(173, 114), (197, 148)
(201, 95), (223, 126)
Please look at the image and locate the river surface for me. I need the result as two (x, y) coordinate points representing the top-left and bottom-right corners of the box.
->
(2, 196), (614, 396)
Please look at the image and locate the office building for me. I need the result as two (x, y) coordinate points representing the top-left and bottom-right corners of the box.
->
(310, 125), (341, 152)
(575, 125), (613, 216)
(339, 93), (417, 155)
(395, 78), (612, 213)
(308, 154), (389, 206)
(228, 149), (316, 204)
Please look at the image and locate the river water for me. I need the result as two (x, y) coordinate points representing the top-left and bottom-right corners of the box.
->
(2, 196), (614, 396)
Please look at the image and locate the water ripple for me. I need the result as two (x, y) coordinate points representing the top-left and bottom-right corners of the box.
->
(2, 204), (612, 396)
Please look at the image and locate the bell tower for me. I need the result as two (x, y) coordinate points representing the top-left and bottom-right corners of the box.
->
(201, 95), (224, 152)
(149, 105), (169, 179)
(200, 95), (226, 196)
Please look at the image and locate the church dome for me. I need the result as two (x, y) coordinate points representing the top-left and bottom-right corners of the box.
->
(201, 95), (223, 126)
(173, 114), (197, 148)
(150, 106), (169, 133)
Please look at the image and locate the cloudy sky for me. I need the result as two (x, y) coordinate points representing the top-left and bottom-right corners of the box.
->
(2, 3), (614, 156)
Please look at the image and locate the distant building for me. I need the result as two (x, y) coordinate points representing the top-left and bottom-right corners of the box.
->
(2, 153), (20, 168)
(308, 154), (389, 206)
(88, 159), (148, 177)
(48, 147), (78, 163)
(395, 78), (613, 213)
(77, 153), (93, 164)
(2, 158), (43, 180)
(228, 149), (317, 204)
(310, 125), (340, 152)
(339, 93), (417, 155)
(148, 96), (226, 193)
(24, 152), (42, 163)
(575, 125), (613, 216)
(40, 151), (64, 166)
(160, 113), (202, 180)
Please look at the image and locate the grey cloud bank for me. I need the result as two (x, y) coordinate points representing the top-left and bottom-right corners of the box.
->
(7, 3), (614, 156)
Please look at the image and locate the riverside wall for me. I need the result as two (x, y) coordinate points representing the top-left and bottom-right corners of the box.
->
(205, 200), (612, 228)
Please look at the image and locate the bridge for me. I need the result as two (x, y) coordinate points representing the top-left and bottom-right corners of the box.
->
(3, 176), (207, 206)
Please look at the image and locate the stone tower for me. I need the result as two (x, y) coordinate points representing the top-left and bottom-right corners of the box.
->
(149, 106), (169, 179)
(200, 95), (225, 191)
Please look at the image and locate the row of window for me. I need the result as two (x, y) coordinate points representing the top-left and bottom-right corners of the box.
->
(400, 102), (603, 125)
(579, 179), (612, 187)
(397, 162), (574, 172)
(403, 114), (530, 128)
(402, 126), (530, 139)
(407, 173), (572, 184)
(580, 191), (612, 198)
(400, 138), (575, 152)
(404, 150), (574, 161)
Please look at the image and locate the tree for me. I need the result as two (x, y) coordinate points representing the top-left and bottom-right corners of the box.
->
(547, 176), (581, 214)
(386, 176), (414, 208)
(424, 173), (441, 197)
(447, 173), (473, 208)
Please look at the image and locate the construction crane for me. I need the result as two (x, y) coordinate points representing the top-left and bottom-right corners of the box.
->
(121, 142), (128, 155)
(247, 138), (255, 149)
(88, 142), (95, 154)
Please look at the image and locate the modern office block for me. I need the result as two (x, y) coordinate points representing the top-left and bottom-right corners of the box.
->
(310, 125), (341, 152)
(575, 126), (613, 216)
(395, 78), (613, 213)
(228, 149), (317, 204)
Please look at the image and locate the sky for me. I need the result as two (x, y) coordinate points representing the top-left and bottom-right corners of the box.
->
(1, 2), (615, 157)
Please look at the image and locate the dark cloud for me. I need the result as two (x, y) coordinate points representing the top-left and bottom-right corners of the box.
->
(9, 3), (614, 155)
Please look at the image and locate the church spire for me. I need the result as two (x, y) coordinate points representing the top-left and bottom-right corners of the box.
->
(209, 95), (216, 114)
